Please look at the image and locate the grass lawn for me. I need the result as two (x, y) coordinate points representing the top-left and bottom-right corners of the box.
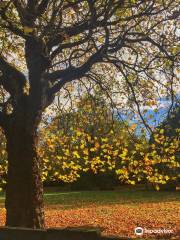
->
(0, 188), (179, 239)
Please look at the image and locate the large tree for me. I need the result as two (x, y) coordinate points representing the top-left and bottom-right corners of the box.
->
(0, 0), (179, 228)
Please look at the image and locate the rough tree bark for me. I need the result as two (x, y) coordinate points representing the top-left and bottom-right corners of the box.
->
(5, 127), (44, 228)
(0, 35), (50, 228)
(0, 12), (55, 224)
(4, 99), (45, 228)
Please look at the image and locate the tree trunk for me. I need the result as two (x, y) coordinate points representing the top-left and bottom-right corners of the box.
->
(5, 121), (45, 229)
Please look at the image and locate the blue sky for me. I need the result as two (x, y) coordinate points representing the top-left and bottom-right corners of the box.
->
(116, 94), (180, 137)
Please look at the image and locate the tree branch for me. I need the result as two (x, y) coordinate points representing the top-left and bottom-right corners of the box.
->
(113, 61), (153, 135)
(125, 32), (174, 61)
(37, 0), (49, 17)
(0, 2), (26, 39)
(0, 56), (26, 97)
(46, 48), (105, 95)
(47, 0), (124, 49)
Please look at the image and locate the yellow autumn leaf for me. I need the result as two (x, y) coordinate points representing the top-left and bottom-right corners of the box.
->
(95, 142), (100, 149)
(73, 151), (80, 158)
(76, 131), (81, 137)
(24, 26), (34, 34)
(83, 149), (88, 155)
(80, 144), (85, 149)
(101, 137), (108, 142)
(155, 184), (160, 191)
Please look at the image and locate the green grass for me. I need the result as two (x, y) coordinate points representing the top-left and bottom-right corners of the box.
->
(44, 189), (180, 208)
(1, 188), (179, 209)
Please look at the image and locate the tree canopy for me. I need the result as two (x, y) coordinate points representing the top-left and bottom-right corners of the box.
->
(0, 0), (179, 127)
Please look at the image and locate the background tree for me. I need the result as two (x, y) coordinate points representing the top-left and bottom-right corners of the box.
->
(149, 103), (180, 190)
(161, 103), (180, 140)
(0, 0), (179, 228)
(1, 93), (179, 192)
(39, 90), (137, 189)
